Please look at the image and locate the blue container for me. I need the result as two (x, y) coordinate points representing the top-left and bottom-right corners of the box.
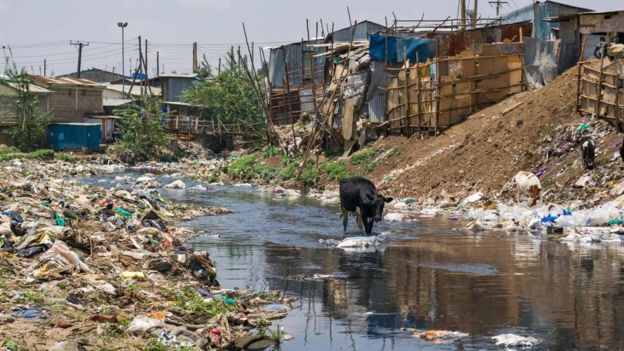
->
(47, 123), (101, 150)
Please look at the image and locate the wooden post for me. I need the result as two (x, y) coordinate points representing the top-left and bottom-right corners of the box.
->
(519, 26), (523, 43)
(282, 50), (297, 150)
(175, 115), (179, 130)
(595, 49), (606, 118)
(416, 52), (422, 137)
(460, 0), (466, 31)
(435, 37), (441, 134)
(156, 51), (160, 77)
(472, 0), (478, 29)
(195, 117), (199, 132)
(403, 57), (411, 136)
(43, 59), (47, 77)
(575, 37), (586, 112)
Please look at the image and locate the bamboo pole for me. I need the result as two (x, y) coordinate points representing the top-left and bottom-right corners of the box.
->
(595, 49), (606, 118)
(575, 37), (587, 112)
(403, 56), (410, 136)
(416, 52), (422, 137)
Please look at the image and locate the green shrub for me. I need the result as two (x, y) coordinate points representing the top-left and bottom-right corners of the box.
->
(226, 154), (256, 180)
(262, 145), (281, 158)
(300, 160), (320, 187)
(280, 161), (298, 181)
(254, 163), (276, 182)
(320, 160), (350, 181)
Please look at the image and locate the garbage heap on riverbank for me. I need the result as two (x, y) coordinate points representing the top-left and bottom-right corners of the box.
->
(0, 159), (292, 350)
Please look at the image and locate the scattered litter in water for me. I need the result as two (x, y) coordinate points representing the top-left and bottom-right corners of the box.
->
(492, 333), (540, 348)
(413, 330), (469, 343)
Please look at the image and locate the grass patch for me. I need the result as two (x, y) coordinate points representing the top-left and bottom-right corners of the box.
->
(350, 149), (381, 165)
(175, 287), (236, 318)
(145, 340), (201, 351)
(0, 148), (55, 162)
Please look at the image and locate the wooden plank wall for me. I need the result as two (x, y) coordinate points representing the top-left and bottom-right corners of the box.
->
(385, 52), (524, 136)
(578, 60), (624, 123)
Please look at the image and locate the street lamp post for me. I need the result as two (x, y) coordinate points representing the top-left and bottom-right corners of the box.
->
(117, 22), (128, 98)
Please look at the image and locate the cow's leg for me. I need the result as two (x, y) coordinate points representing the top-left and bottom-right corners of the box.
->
(516, 190), (521, 205)
(355, 207), (364, 230)
(364, 217), (374, 236)
(341, 208), (348, 232)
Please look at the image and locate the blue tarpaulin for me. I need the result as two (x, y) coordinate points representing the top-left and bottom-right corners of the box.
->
(369, 34), (435, 63)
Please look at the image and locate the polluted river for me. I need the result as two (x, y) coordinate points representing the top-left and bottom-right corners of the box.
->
(83, 171), (624, 351)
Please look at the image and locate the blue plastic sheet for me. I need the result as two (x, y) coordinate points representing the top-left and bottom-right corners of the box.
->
(369, 34), (435, 63)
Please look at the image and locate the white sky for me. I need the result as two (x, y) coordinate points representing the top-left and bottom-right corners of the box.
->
(0, 0), (621, 76)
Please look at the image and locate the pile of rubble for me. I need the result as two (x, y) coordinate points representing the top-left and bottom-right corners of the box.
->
(0, 159), (292, 350)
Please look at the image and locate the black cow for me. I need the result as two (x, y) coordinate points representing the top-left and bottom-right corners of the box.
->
(620, 138), (624, 165)
(339, 176), (393, 235)
(580, 137), (595, 170)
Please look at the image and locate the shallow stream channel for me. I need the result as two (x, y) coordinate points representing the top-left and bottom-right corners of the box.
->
(82, 172), (624, 350)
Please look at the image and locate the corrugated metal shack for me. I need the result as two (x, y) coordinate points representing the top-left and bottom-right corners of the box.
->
(47, 123), (101, 150)
(29, 76), (104, 123)
(553, 11), (624, 61)
(499, 0), (592, 84)
(266, 40), (326, 125)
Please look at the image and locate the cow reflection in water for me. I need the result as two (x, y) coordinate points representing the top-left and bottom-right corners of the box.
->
(339, 176), (393, 235)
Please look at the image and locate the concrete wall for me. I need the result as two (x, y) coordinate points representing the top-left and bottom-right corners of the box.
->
(47, 89), (103, 123)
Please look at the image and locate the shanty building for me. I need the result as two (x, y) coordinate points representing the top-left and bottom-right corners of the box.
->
(329, 20), (387, 42)
(266, 41), (326, 125)
(29, 76), (104, 123)
(551, 10), (624, 61)
(0, 80), (53, 145)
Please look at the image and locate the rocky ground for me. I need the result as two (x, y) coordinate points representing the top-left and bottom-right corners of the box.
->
(0, 159), (293, 351)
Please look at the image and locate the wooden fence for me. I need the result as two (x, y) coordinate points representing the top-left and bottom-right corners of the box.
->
(577, 58), (624, 122)
(386, 52), (524, 136)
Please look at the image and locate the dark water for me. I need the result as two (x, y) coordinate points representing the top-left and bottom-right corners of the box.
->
(85, 174), (624, 350)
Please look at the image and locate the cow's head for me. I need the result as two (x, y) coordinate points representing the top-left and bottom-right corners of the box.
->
(372, 194), (393, 222)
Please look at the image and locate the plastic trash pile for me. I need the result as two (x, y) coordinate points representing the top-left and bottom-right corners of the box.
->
(0, 158), (293, 350)
(461, 193), (624, 243)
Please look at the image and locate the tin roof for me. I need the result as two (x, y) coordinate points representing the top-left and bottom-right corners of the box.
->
(102, 83), (161, 97)
(4, 82), (53, 95)
(29, 75), (104, 89)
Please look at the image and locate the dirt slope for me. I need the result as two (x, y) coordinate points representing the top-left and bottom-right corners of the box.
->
(361, 65), (612, 204)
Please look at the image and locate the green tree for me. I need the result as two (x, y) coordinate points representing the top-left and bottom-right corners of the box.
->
(182, 48), (265, 132)
(110, 97), (175, 163)
(1, 70), (50, 151)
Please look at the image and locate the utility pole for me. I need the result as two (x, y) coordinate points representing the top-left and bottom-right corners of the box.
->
(117, 22), (128, 97)
(70, 41), (89, 77)
(156, 51), (160, 77)
(192, 42), (198, 71)
(489, 0), (508, 17)
(472, 0), (478, 29)
(43, 59), (47, 76)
